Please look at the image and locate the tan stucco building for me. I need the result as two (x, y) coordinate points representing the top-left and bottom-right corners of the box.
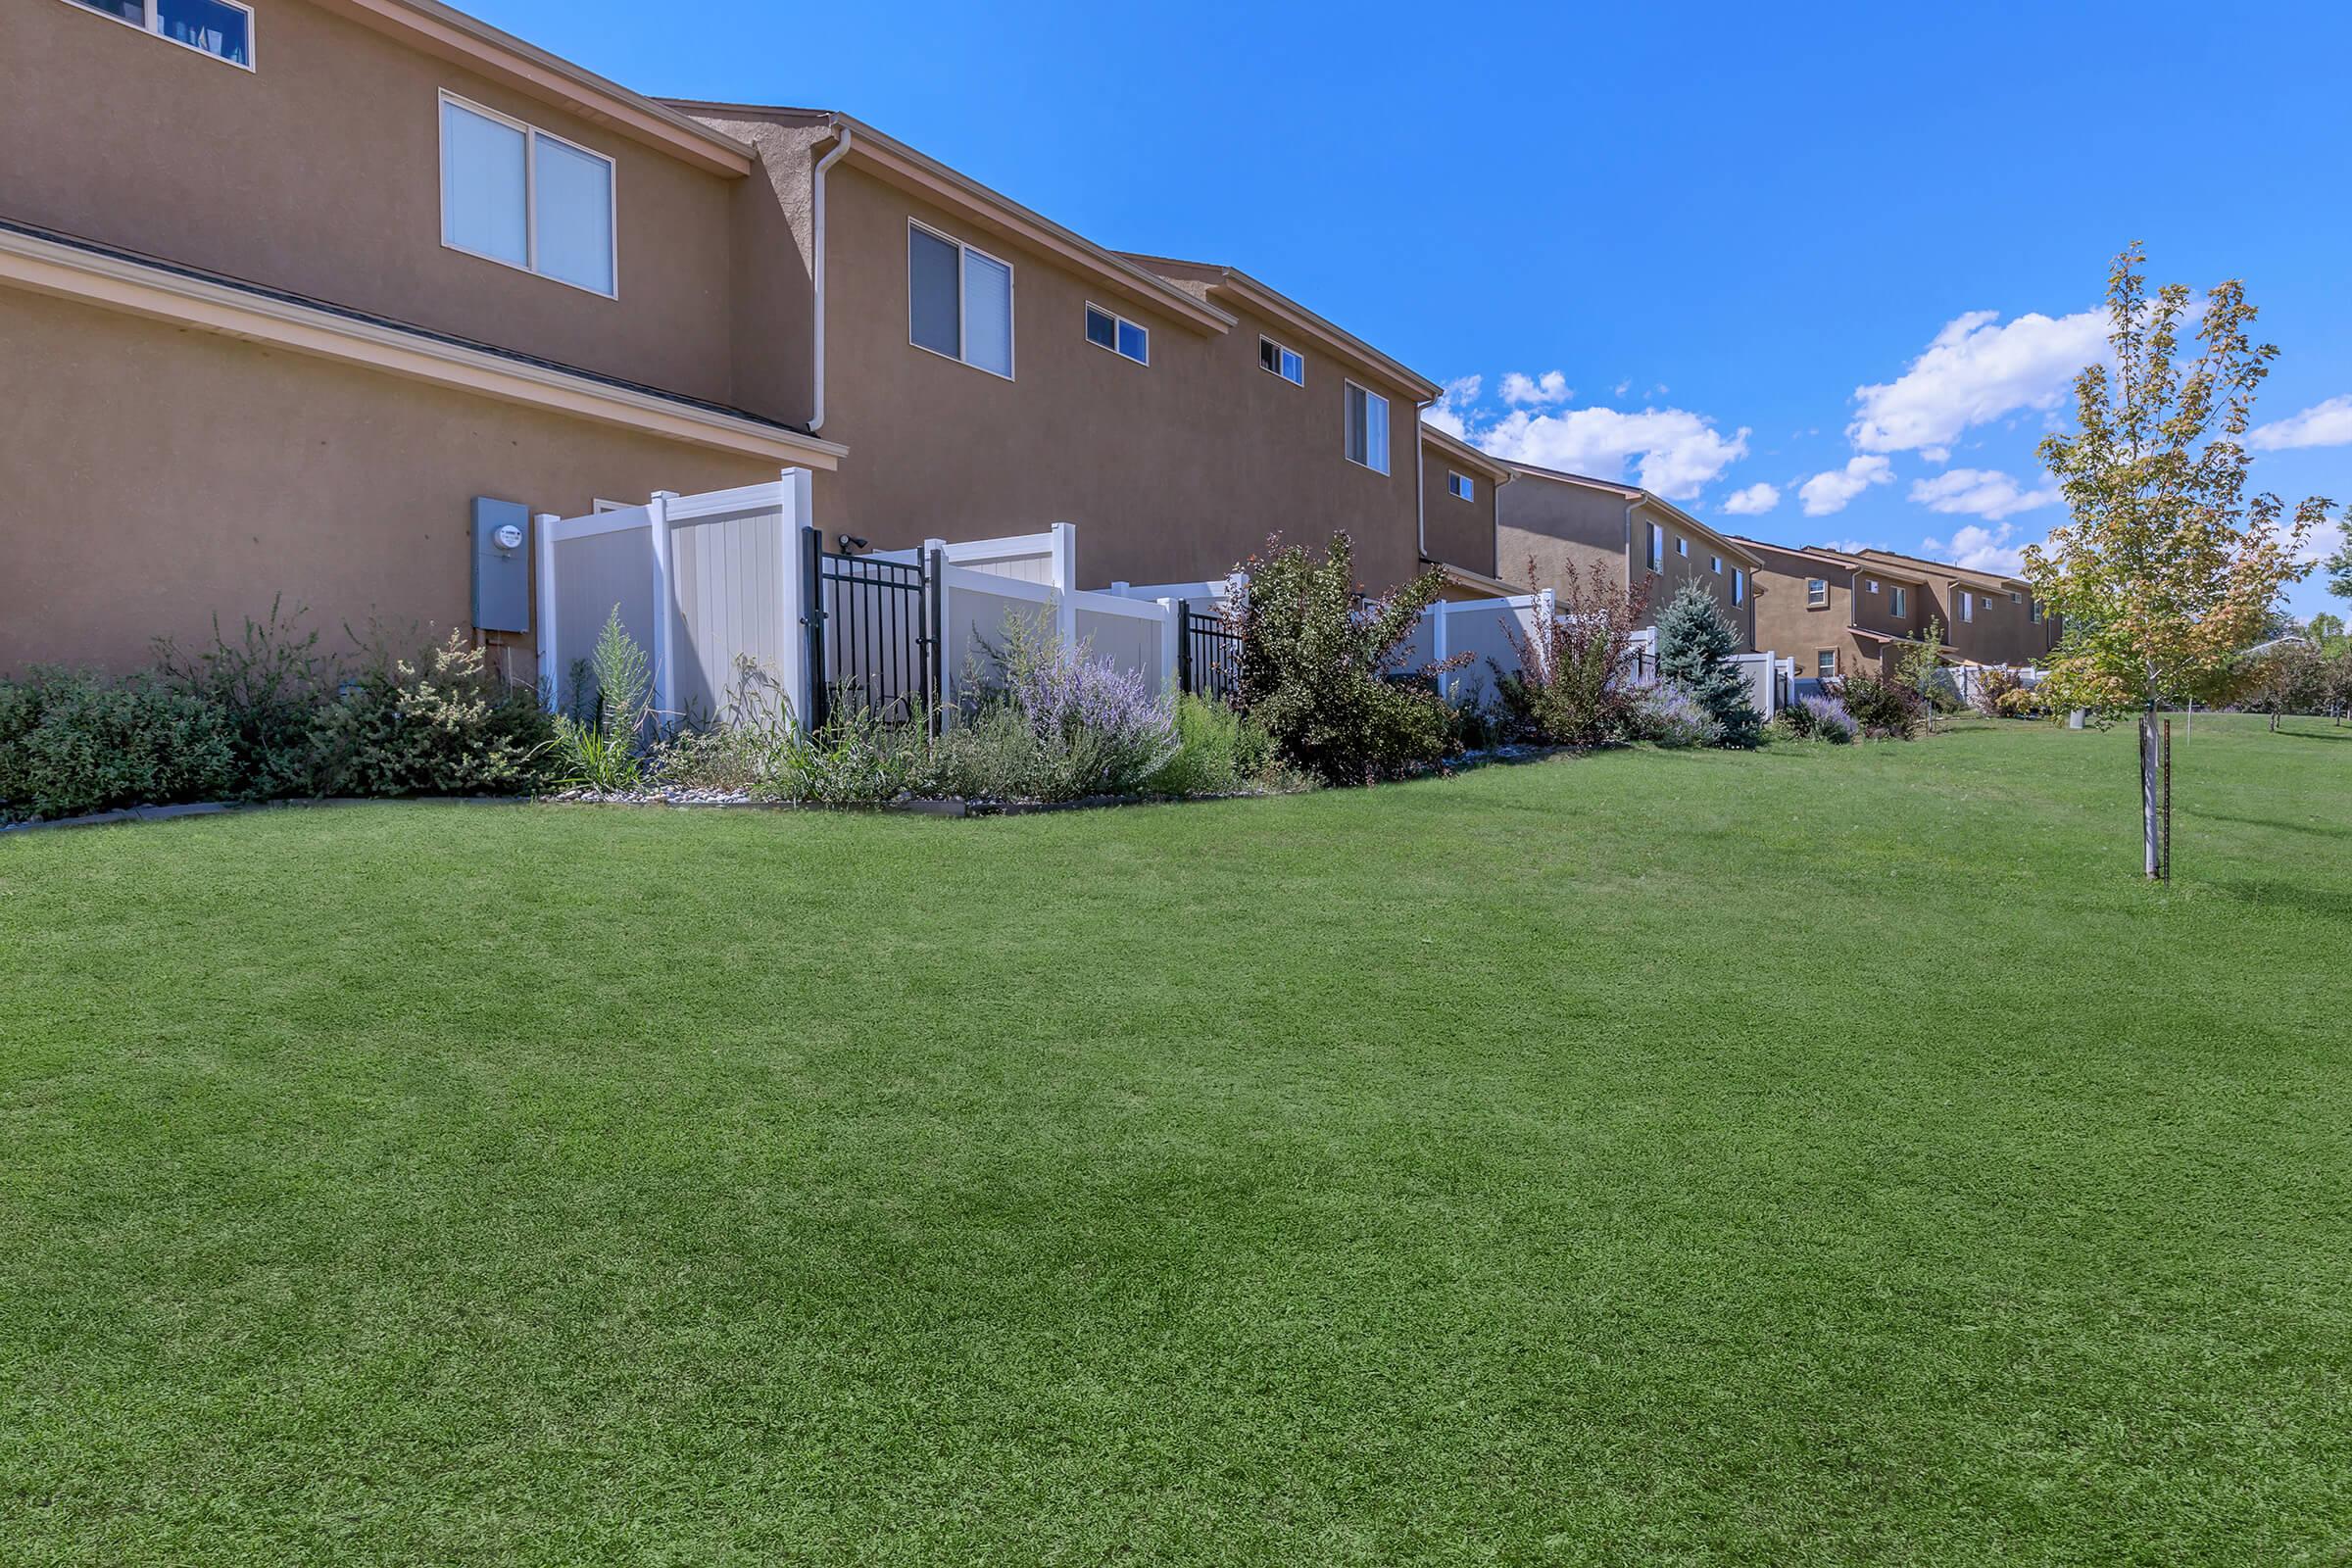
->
(1494, 463), (1762, 651)
(1736, 539), (2060, 681)
(4, 0), (1463, 675)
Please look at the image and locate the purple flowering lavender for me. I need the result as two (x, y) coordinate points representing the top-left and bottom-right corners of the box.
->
(1799, 693), (1858, 743)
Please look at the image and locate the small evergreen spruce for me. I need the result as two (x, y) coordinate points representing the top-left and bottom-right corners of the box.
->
(1654, 581), (1760, 747)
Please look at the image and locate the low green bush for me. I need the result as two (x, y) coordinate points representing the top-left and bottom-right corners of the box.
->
(314, 631), (554, 797)
(1142, 695), (1297, 797)
(0, 668), (236, 821)
(755, 707), (932, 806)
(156, 599), (333, 801)
(1628, 682), (1723, 749)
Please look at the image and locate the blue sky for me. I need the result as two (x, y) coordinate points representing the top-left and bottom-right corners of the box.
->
(479, 0), (2352, 616)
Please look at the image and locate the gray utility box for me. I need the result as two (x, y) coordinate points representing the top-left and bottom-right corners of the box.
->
(471, 497), (532, 633)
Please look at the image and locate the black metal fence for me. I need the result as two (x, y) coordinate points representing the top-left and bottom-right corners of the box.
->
(803, 532), (942, 734)
(1177, 600), (1242, 703)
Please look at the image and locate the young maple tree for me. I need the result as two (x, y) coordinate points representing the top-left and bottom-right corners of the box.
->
(2022, 244), (2329, 876)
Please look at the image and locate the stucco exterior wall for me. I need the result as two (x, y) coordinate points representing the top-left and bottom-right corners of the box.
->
(1635, 503), (1754, 653)
(696, 130), (1430, 596)
(1746, 546), (1874, 678)
(1494, 472), (1629, 605)
(0, 290), (775, 675)
(2, 0), (746, 410)
(1421, 440), (1498, 580)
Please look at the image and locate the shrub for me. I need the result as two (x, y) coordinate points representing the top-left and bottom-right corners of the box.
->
(652, 657), (796, 793)
(1970, 666), (2026, 718)
(315, 631), (554, 797)
(755, 707), (931, 806)
(0, 668), (236, 821)
(1492, 558), (1650, 746)
(1654, 582), (1760, 747)
(1143, 694), (1295, 797)
(155, 598), (334, 800)
(1628, 681), (1723, 749)
(1837, 668), (1922, 739)
(1229, 532), (1457, 784)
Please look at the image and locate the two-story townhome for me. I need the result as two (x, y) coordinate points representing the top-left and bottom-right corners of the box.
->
(2, 0), (847, 675)
(3, 1), (1461, 679)
(1737, 541), (1945, 680)
(648, 104), (1453, 601)
(1494, 463), (1761, 650)
(1852, 551), (2060, 666)
(1418, 426), (1518, 598)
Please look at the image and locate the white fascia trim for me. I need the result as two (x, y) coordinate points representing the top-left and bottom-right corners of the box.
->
(0, 226), (845, 467)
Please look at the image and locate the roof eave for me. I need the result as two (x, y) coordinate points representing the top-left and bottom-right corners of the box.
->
(315, 0), (758, 176)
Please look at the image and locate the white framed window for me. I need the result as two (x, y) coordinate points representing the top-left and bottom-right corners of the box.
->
(1960, 592), (1975, 622)
(1709, 555), (1721, 574)
(2010, 591), (2022, 604)
(1646, 522), (1663, 571)
(62, 0), (253, 68)
(907, 220), (1014, 379)
(1817, 649), (1838, 678)
(1343, 380), (1390, 474)
(2030, 600), (2043, 624)
(1864, 577), (1881, 594)
(1447, 471), (1475, 502)
(1259, 336), (1304, 385)
(1676, 536), (1690, 558)
(1807, 577), (1829, 609)
(1891, 585), (1907, 617)
(439, 93), (616, 297)
(1733, 568), (1747, 606)
(1084, 302), (1148, 365)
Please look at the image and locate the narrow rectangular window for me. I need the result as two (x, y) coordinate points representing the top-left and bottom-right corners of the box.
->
(1817, 649), (1838, 678)
(2030, 600), (2042, 624)
(1260, 336), (1304, 384)
(1447, 471), (1474, 502)
(1807, 577), (1828, 609)
(1960, 592), (1975, 622)
(67, 0), (253, 68)
(1891, 585), (1907, 617)
(1676, 536), (1690, 558)
(907, 221), (1014, 378)
(1733, 568), (1746, 606)
(1646, 522), (1663, 571)
(440, 93), (615, 296)
(1709, 555), (1721, 574)
(1083, 303), (1148, 365)
(1344, 381), (1390, 474)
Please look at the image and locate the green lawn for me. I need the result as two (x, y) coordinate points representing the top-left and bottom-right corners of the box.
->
(3, 714), (2348, 1565)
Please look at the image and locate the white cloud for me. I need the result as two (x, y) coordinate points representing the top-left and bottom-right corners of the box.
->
(1907, 466), (2061, 522)
(1498, 370), (1572, 407)
(1475, 406), (1750, 501)
(1722, 482), (1781, 516)
(1422, 374), (1480, 440)
(1922, 521), (2032, 575)
(2250, 394), (2352, 451)
(1798, 456), (1892, 516)
(1849, 308), (2107, 455)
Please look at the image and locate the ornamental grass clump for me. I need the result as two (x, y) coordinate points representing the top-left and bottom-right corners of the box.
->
(1800, 693), (1858, 743)
(1630, 682), (1723, 749)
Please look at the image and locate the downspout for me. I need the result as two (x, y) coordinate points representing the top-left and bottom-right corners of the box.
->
(1414, 396), (1434, 564)
(808, 124), (854, 435)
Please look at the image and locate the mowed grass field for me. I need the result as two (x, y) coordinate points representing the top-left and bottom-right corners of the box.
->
(3, 714), (2347, 1565)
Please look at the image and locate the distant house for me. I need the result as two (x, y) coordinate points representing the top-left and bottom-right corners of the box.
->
(1735, 539), (2059, 680)
(1494, 464), (1762, 649)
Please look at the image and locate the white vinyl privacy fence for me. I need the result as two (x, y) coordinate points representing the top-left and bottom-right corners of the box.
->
(536, 479), (1791, 731)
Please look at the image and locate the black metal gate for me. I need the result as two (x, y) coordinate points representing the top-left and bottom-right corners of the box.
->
(803, 531), (943, 734)
(1176, 599), (1242, 703)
